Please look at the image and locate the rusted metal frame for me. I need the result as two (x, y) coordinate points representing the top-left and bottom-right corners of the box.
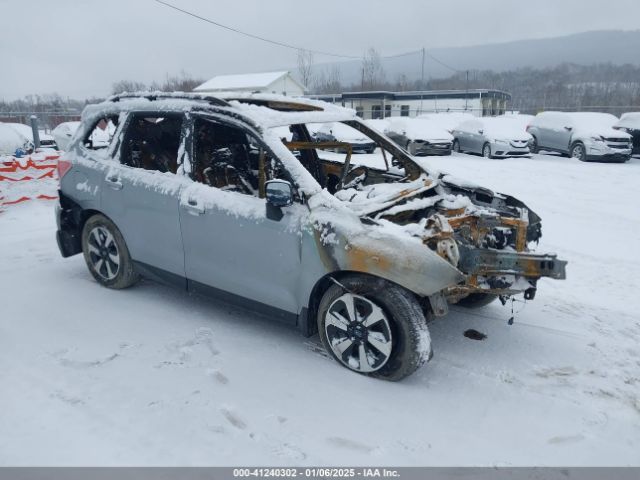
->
(284, 141), (353, 188)
(458, 246), (567, 280)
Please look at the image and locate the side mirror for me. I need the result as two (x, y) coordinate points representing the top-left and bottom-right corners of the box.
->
(564, 126), (573, 131)
(478, 129), (484, 135)
(265, 179), (293, 208)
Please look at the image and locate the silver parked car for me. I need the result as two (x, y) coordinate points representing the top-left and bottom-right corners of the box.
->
(527, 111), (632, 162)
(56, 93), (566, 381)
(452, 117), (532, 158)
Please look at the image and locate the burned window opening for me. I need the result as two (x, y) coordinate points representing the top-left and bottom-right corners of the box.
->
(193, 118), (288, 198)
(121, 115), (183, 174)
(83, 115), (119, 151)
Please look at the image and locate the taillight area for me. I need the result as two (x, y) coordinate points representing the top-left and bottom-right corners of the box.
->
(57, 159), (72, 181)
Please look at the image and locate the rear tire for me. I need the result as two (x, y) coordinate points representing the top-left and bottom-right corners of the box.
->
(317, 275), (432, 381)
(456, 293), (499, 308)
(81, 214), (139, 289)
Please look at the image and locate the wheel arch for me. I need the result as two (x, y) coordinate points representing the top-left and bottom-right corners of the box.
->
(304, 270), (426, 337)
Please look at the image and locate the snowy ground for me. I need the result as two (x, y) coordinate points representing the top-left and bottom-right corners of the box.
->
(1, 152), (639, 466)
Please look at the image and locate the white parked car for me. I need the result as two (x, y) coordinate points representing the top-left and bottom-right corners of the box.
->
(0, 123), (31, 155)
(52, 121), (81, 151)
(526, 112), (631, 162)
(452, 117), (532, 158)
(385, 118), (454, 156)
(4, 122), (57, 150)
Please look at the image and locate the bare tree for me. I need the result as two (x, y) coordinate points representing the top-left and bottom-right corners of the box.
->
(297, 49), (315, 91)
(313, 65), (343, 94)
(361, 47), (386, 90)
(111, 80), (148, 95)
(162, 70), (205, 92)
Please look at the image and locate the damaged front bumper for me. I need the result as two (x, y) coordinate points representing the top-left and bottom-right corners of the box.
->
(452, 245), (567, 298)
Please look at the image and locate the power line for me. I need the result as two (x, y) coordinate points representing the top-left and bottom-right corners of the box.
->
(425, 50), (463, 73)
(154, 0), (360, 59)
(154, 0), (428, 62)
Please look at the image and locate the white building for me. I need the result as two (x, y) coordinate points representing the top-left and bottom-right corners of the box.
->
(308, 89), (511, 119)
(193, 71), (306, 97)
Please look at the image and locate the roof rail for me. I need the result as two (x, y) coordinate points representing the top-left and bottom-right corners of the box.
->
(108, 91), (229, 107)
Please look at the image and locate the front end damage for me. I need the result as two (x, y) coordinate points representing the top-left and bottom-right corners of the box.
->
(317, 172), (567, 317)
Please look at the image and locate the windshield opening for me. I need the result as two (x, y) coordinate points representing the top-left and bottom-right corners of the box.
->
(269, 120), (424, 197)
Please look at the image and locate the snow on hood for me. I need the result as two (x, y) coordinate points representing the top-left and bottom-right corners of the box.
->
(567, 112), (630, 138)
(364, 119), (391, 133)
(418, 112), (475, 133)
(314, 122), (372, 143)
(386, 118), (453, 142)
(458, 118), (532, 142)
(615, 112), (640, 129)
(501, 113), (535, 131)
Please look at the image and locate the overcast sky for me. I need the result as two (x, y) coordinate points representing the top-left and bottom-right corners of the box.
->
(1, 0), (640, 100)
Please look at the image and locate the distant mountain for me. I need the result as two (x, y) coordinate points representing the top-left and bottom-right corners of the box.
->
(314, 30), (640, 87)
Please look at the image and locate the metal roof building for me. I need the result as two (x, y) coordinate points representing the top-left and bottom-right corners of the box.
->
(308, 89), (511, 119)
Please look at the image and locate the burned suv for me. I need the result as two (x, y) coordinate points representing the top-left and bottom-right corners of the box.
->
(55, 93), (566, 381)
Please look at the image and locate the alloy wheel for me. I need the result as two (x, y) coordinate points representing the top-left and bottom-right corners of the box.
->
(483, 144), (492, 158)
(87, 226), (120, 281)
(571, 144), (585, 160)
(324, 293), (393, 373)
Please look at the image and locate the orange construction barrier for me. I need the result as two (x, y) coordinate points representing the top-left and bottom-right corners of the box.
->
(0, 155), (60, 208)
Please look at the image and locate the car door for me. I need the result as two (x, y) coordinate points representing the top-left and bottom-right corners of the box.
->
(547, 113), (570, 152)
(179, 115), (306, 320)
(463, 120), (482, 153)
(100, 112), (188, 280)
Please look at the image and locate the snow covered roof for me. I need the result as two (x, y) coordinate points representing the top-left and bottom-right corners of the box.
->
(194, 71), (305, 93)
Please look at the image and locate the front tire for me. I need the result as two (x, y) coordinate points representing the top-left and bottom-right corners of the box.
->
(317, 275), (432, 381)
(482, 142), (493, 158)
(452, 139), (461, 153)
(81, 214), (139, 289)
(530, 136), (538, 154)
(570, 142), (587, 161)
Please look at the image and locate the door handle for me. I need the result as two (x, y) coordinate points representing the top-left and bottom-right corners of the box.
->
(183, 198), (205, 215)
(105, 175), (123, 190)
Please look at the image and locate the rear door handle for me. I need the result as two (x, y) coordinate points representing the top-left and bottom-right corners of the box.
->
(183, 197), (205, 215)
(105, 175), (123, 190)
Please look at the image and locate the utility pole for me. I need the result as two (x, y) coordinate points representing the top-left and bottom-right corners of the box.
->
(420, 47), (425, 115)
(465, 70), (469, 111)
